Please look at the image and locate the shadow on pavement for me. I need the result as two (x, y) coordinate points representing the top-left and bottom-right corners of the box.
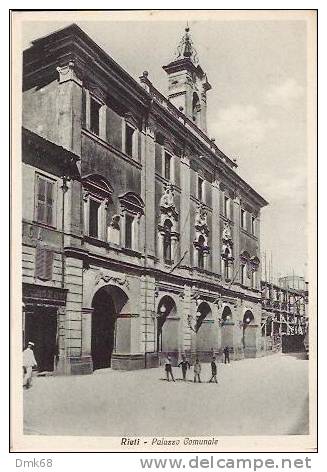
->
(282, 352), (308, 360)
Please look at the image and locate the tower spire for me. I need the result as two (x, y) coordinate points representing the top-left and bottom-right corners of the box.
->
(163, 25), (211, 133)
(174, 24), (199, 65)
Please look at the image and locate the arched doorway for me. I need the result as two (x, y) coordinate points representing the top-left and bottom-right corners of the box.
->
(221, 305), (234, 351)
(91, 285), (128, 370)
(157, 296), (179, 364)
(242, 310), (256, 358)
(195, 302), (215, 360)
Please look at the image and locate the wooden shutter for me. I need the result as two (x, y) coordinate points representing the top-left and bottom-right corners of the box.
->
(35, 247), (54, 280)
(36, 176), (54, 226)
(36, 176), (46, 223)
(45, 180), (54, 225)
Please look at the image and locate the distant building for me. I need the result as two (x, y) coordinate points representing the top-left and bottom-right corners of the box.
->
(278, 275), (307, 292)
(22, 24), (268, 374)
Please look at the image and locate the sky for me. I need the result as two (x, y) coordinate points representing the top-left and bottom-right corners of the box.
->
(21, 13), (310, 281)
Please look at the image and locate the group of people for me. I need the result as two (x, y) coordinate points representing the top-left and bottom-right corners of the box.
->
(23, 340), (231, 388)
(164, 346), (231, 383)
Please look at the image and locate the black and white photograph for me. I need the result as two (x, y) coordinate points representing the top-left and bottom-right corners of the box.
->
(10, 9), (317, 452)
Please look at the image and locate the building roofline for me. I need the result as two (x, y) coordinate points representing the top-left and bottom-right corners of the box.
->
(24, 23), (268, 208)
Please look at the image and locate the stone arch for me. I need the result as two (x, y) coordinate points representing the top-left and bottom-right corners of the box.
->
(222, 305), (233, 323)
(221, 305), (234, 350)
(83, 269), (131, 311)
(156, 295), (180, 364)
(91, 284), (129, 370)
(242, 309), (257, 358)
(194, 301), (216, 361)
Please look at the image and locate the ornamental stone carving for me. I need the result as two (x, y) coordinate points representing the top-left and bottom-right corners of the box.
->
(95, 270), (129, 289)
(110, 214), (120, 230)
(195, 203), (209, 236)
(221, 222), (233, 260)
(159, 183), (178, 223)
(56, 61), (82, 85)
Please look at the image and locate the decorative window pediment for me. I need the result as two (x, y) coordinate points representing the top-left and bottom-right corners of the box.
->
(124, 111), (139, 130)
(82, 174), (113, 200)
(88, 82), (106, 103)
(119, 192), (144, 215)
(82, 174), (114, 241)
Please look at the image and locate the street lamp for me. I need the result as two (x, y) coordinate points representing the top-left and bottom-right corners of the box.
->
(160, 305), (166, 315)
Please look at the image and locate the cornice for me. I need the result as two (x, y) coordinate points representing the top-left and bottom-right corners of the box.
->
(23, 23), (268, 209)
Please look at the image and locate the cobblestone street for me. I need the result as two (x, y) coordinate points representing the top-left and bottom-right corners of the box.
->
(23, 353), (309, 437)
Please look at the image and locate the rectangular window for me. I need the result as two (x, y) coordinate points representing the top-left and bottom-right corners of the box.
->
(164, 152), (171, 181)
(36, 175), (54, 226)
(35, 247), (54, 281)
(241, 264), (246, 285)
(90, 97), (101, 136)
(125, 124), (134, 157)
(251, 216), (256, 235)
(198, 251), (204, 270)
(89, 199), (100, 238)
(251, 270), (256, 289)
(125, 214), (134, 249)
(224, 196), (230, 218)
(240, 209), (246, 229)
(224, 259), (229, 279)
(198, 176), (204, 201)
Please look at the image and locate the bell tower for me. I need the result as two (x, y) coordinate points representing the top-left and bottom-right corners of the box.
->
(163, 25), (211, 133)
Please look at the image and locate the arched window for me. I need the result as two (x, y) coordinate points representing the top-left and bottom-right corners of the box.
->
(163, 219), (173, 262)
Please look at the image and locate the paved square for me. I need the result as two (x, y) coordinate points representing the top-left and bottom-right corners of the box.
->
(24, 353), (309, 437)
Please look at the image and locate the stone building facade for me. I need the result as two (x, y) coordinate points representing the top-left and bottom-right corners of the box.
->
(22, 24), (268, 374)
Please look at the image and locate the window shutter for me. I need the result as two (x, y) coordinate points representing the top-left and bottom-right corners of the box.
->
(35, 247), (54, 280)
(36, 177), (46, 223)
(36, 176), (54, 225)
(46, 181), (54, 225)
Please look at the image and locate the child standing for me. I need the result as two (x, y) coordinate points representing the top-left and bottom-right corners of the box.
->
(193, 358), (202, 383)
(165, 356), (175, 382)
(209, 356), (218, 383)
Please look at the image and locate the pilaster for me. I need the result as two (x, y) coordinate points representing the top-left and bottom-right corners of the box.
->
(140, 274), (156, 367)
(233, 193), (241, 283)
(141, 120), (156, 259)
(212, 179), (221, 274)
(180, 154), (191, 266)
(56, 61), (83, 157)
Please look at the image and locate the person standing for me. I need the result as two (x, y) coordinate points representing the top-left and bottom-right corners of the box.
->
(23, 342), (37, 389)
(178, 354), (190, 381)
(165, 355), (175, 382)
(209, 356), (218, 383)
(223, 346), (230, 364)
(193, 358), (202, 383)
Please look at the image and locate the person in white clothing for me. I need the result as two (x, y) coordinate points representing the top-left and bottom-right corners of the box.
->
(23, 342), (37, 388)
